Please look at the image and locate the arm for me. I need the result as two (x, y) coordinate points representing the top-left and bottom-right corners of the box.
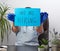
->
(12, 23), (19, 33)
(36, 24), (43, 34)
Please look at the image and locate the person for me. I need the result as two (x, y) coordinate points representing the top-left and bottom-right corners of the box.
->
(12, 7), (43, 51)
(8, 12), (48, 51)
(7, 8), (43, 51)
(12, 20), (43, 51)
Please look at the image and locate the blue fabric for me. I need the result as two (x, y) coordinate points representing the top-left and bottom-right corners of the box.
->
(7, 13), (15, 22)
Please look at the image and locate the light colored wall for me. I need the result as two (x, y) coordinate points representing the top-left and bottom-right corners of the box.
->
(0, 0), (60, 46)
(6, 0), (60, 32)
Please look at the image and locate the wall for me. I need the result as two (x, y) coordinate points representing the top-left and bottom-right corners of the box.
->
(4, 0), (60, 32)
(0, 0), (60, 46)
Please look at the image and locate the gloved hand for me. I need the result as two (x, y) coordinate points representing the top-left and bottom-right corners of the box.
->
(7, 13), (15, 22)
(41, 12), (48, 24)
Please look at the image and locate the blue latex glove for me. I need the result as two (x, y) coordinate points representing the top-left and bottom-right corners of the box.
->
(41, 12), (48, 24)
(7, 13), (15, 22)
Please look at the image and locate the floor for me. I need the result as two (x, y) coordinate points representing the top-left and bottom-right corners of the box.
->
(0, 47), (52, 51)
(0, 46), (55, 51)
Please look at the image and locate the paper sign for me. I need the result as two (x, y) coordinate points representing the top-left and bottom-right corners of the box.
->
(14, 8), (41, 26)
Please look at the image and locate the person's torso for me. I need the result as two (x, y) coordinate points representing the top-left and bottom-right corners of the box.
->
(15, 26), (39, 46)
